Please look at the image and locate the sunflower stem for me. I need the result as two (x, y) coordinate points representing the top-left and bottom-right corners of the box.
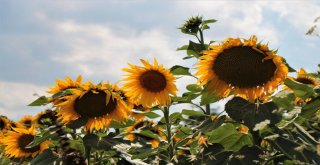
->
(205, 104), (210, 115)
(163, 106), (173, 163)
(199, 29), (205, 45)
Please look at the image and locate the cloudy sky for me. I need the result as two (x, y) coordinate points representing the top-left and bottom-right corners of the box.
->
(1, 0), (320, 120)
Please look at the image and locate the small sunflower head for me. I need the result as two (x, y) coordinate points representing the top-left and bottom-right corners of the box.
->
(0, 116), (10, 131)
(180, 16), (203, 34)
(35, 109), (58, 126)
(196, 36), (288, 102)
(17, 115), (35, 128)
(295, 68), (318, 86)
(122, 58), (178, 107)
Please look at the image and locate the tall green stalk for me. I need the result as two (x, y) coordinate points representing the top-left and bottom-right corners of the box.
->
(163, 106), (173, 163)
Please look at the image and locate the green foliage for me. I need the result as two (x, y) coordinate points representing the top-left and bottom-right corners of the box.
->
(28, 96), (50, 106)
(207, 123), (253, 151)
(284, 78), (317, 99)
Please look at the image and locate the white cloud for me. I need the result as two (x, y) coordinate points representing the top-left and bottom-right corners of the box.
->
(0, 81), (48, 120)
(267, 0), (320, 31)
(52, 21), (182, 81)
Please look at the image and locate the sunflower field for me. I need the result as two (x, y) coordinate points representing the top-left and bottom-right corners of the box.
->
(1, 16), (320, 165)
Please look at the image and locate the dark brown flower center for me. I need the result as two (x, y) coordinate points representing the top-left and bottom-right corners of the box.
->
(213, 46), (277, 88)
(134, 122), (145, 130)
(139, 70), (167, 92)
(18, 134), (40, 153)
(23, 120), (32, 127)
(0, 119), (5, 130)
(296, 78), (315, 85)
(74, 90), (117, 118)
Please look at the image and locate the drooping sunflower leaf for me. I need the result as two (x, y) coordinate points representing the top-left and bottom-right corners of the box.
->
(31, 149), (60, 165)
(26, 130), (56, 148)
(66, 116), (88, 129)
(208, 123), (253, 151)
(225, 97), (282, 129)
(188, 40), (206, 53)
(28, 96), (50, 106)
(170, 65), (192, 76)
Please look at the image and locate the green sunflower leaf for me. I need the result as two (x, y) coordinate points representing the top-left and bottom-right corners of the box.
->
(31, 149), (60, 165)
(188, 40), (206, 53)
(66, 116), (89, 129)
(186, 84), (202, 93)
(137, 130), (159, 140)
(202, 19), (217, 24)
(28, 96), (49, 106)
(176, 45), (189, 51)
(225, 97), (282, 129)
(143, 111), (161, 119)
(109, 119), (135, 129)
(272, 90), (296, 111)
(284, 78), (316, 99)
(170, 65), (192, 76)
(200, 92), (219, 106)
(300, 97), (320, 118)
(208, 123), (253, 151)
(181, 109), (206, 116)
(26, 130), (56, 148)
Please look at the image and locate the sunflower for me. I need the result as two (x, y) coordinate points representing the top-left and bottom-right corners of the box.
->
(48, 75), (83, 94)
(34, 110), (58, 126)
(196, 36), (288, 101)
(130, 104), (150, 121)
(56, 82), (131, 132)
(122, 58), (178, 107)
(18, 115), (35, 128)
(1, 127), (50, 158)
(0, 116), (10, 131)
(285, 68), (319, 103)
(124, 120), (166, 148)
(48, 76), (83, 106)
(292, 68), (318, 86)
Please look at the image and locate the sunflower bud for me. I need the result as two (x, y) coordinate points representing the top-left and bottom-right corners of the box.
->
(180, 16), (203, 35)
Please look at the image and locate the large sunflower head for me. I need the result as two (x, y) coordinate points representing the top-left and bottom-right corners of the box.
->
(17, 115), (35, 128)
(56, 82), (131, 132)
(1, 127), (50, 158)
(122, 58), (178, 107)
(0, 116), (10, 132)
(196, 36), (288, 101)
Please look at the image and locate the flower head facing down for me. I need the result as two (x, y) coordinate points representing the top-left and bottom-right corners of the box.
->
(196, 36), (288, 101)
(56, 82), (131, 132)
